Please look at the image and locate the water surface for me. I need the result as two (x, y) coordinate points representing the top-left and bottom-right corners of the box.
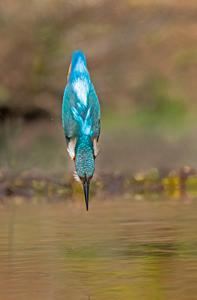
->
(0, 199), (197, 300)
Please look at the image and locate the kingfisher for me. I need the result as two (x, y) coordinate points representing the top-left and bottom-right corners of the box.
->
(62, 50), (101, 210)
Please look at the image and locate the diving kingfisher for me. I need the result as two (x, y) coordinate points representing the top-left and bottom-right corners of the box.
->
(62, 50), (101, 210)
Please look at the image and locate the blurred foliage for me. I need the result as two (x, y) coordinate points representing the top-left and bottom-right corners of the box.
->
(0, 0), (196, 121)
(134, 74), (187, 129)
(0, 0), (197, 174)
(1, 166), (197, 202)
(0, 85), (10, 104)
(174, 48), (197, 69)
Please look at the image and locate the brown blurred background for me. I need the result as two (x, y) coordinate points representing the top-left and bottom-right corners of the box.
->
(0, 0), (197, 174)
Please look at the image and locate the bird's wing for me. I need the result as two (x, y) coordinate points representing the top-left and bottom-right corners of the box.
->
(62, 82), (90, 159)
(87, 83), (101, 157)
(62, 84), (80, 160)
(62, 81), (101, 158)
(88, 83), (101, 141)
(62, 84), (80, 142)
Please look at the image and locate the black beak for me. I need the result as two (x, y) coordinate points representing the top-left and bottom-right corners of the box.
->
(83, 179), (90, 211)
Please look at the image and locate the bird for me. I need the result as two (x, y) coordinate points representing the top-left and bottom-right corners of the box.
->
(62, 50), (101, 210)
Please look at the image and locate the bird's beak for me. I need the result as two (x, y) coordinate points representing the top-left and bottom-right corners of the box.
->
(83, 179), (90, 211)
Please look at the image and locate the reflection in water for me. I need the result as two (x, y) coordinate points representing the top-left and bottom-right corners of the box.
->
(0, 200), (197, 300)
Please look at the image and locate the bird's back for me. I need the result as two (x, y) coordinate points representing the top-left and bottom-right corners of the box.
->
(62, 52), (100, 142)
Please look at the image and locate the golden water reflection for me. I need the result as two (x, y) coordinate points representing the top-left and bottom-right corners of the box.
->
(0, 199), (197, 300)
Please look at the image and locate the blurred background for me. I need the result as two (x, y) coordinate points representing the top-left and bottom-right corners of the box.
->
(0, 0), (197, 175)
(0, 2), (197, 300)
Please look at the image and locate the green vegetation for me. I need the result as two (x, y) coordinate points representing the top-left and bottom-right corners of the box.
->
(174, 49), (197, 69)
(134, 75), (187, 130)
(1, 166), (197, 202)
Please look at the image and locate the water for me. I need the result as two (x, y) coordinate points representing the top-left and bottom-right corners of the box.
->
(0, 199), (197, 300)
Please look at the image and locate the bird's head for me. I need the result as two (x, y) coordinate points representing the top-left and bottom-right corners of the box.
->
(75, 135), (95, 210)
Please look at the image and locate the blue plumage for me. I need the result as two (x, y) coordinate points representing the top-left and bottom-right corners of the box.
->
(62, 50), (101, 210)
